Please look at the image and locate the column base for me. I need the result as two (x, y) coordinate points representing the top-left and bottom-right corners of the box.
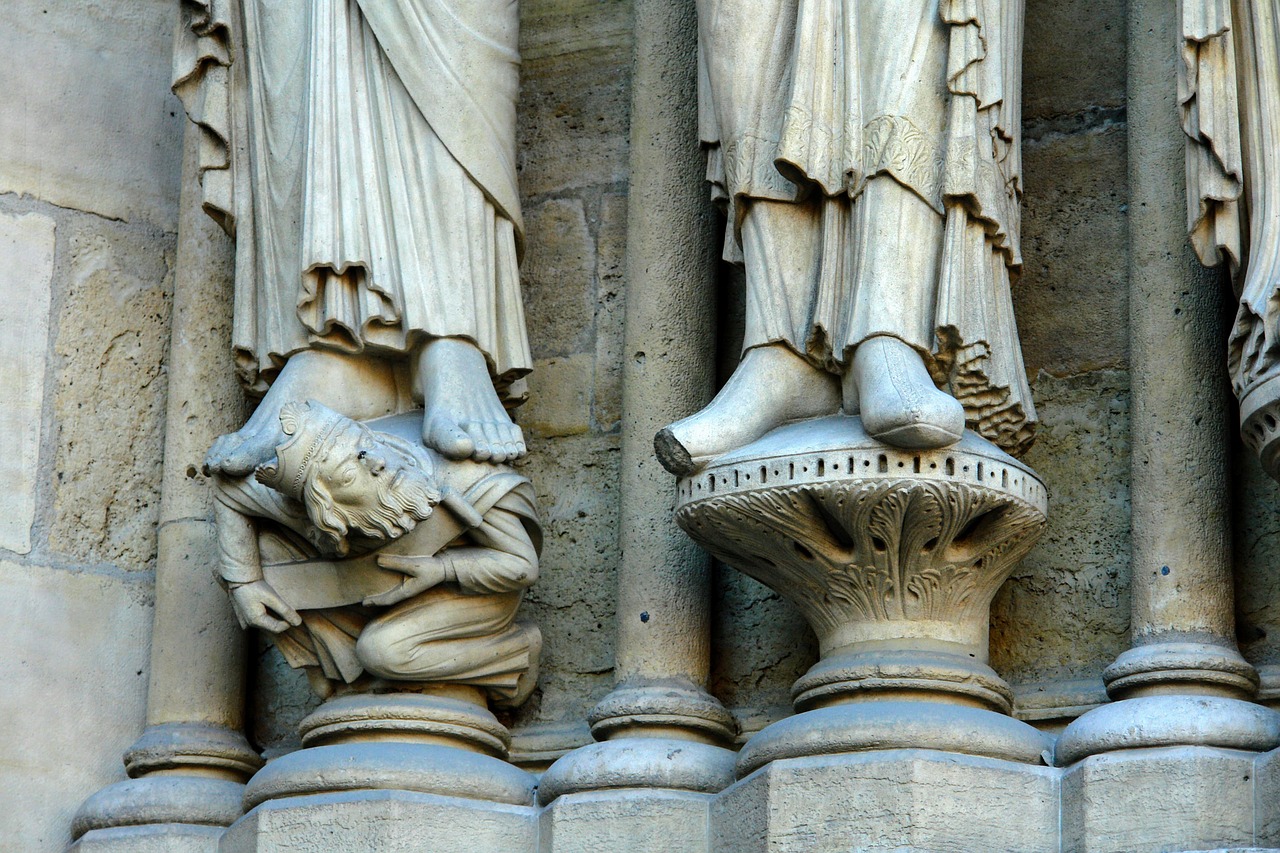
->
(539, 680), (738, 805)
(70, 722), (259, 843)
(1057, 695), (1280, 765)
(736, 699), (1052, 777)
(539, 737), (737, 805)
(70, 775), (245, 842)
(1104, 642), (1261, 699)
(244, 692), (535, 809)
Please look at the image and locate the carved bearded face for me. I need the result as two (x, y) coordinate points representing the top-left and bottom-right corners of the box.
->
(301, 422), (442, 556)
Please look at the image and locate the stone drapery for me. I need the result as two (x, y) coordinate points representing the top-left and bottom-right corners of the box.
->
(172, 0), (532, 399)
(697, 0), (1035, 455)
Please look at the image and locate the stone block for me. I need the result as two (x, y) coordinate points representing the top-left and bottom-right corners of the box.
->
(522, 199), (597, 359)
(1061, 746), (1259, 853)
(1250, 745), (1280, 844)
(711, 749), (1059, 853)
(1017, 124), (1129, 378)
(220, 791), (537, 853)
(0, 560), (151, 851)
(0, 0), (184, 228)
(0, 210), (56, 554)
(48, 215), (173, 572)
(991, 371), (1131, 690)
(539, 789), (713, 853)
(70, 824), (223, 853)
(521, 354), (594, 438)
(1023, 0), (1127, 121)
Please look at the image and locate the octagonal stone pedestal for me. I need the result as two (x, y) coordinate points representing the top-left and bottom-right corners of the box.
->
(675, 416), (1052, 775)
(221, 691), (538, 853)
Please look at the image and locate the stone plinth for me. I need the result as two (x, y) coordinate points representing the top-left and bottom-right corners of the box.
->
(711, 750), (1060, 853)
(675, 416), (1050, 772)
(224, 691), (537, 852)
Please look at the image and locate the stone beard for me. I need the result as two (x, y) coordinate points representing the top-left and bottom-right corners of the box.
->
(659, 0), (1036, 473)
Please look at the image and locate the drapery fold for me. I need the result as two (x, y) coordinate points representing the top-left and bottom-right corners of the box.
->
(173, 0), (530, 398)
(698, 0), (1034, 455)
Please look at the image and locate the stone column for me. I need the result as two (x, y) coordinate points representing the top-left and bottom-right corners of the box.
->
(70, 125), (261, 851)
(539, 0), (737, 805)
(1057, 0), (1279, 768)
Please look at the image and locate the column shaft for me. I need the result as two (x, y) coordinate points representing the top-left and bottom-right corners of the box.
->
(1056, 0), (1279, 768)
(539, 0), (737, 802)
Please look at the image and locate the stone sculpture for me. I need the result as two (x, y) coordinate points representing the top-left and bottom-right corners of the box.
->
(165, 2), (546, 826)
(657, 0), (1035, 475)
(213, 401), (541, 704)
(1181, 0), (1280, 479)
(657, 1), (1051, 773)
(173, 0), (530, 476)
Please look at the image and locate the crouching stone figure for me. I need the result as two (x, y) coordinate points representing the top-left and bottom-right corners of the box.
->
(211, 400), (541, 705)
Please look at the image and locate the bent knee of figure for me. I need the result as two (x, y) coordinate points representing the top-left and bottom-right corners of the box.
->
(354, 619), (420, 680)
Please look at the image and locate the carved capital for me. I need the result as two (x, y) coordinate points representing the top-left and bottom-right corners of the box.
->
(676, 416), (1047, 712)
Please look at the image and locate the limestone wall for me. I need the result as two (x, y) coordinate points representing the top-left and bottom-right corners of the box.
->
(0, 1), (184, 847)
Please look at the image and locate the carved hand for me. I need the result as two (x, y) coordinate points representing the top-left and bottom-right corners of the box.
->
(363, 554), (449, 607)
(229, 580), (303, 634)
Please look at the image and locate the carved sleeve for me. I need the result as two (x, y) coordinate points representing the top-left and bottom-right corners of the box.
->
(440, 496), (540, 595)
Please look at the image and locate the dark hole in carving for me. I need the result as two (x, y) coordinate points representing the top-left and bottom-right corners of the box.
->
(808, 493), (855, 548)
(1268, 414), (1278, 430)
(953, 506), (1008, 550)
(872, 536), (888, 553)
(794, 541), (816, 561)
(922, 537), (938, 553)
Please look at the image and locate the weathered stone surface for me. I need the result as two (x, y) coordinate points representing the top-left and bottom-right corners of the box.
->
(1017, 124), (1129, 377)
(0, 0), (183, 228)
(0, 210), (55, 555)
(517, 1), (632, 197)
(522, 199), (597, 360)
(712, 750), (1060, 853)
(0, 560), (151, 851)
(991, 371), (1131, 692)
(521, 355), (594, 438)
(1061, 747), (1258, 853)
(48, 216), (173, 572)
(513, 433), (620, 728)
(70, 824), (222, 853)
(710, 568), (815, 740)
(540, 790), (713, 853)
(1023, 0), (1127, 122)
(591, 192), (628, 432)
(221, 791), (537, 853)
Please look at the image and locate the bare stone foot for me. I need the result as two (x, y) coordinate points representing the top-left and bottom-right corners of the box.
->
(655, 343), (840, 475)
(848, 335), (964, 450)
(205, 350), (397, 477)
(417, 338), (526, 464)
